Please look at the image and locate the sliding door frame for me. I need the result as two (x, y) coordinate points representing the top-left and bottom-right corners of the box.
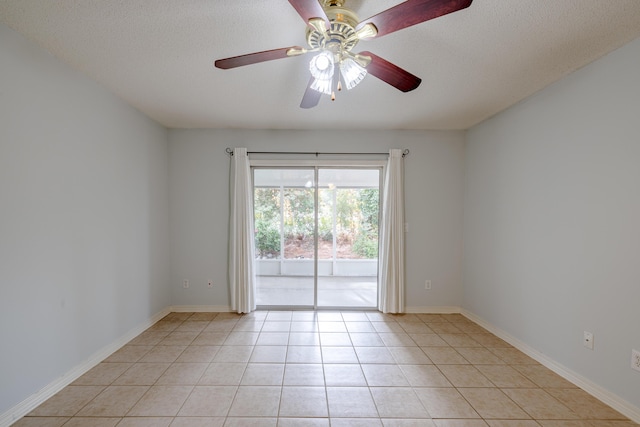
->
(251, 159), (386, 311)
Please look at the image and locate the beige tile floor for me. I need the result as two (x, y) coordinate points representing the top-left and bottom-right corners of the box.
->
(15, 311), (639, 427)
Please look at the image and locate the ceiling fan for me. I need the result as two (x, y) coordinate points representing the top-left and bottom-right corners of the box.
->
(214, 0), (473, 108)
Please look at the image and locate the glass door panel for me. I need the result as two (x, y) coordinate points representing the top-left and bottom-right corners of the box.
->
(317, 168), (380, 308)
(254, 168), (315, 307)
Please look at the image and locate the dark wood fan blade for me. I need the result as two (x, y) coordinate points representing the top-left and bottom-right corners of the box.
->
(288, 0), (330, 28)
(300, 76), (322, 109)
(215, 47), (302, 69)
(360, 51), (422, 92)
(357, 0), (472, 39)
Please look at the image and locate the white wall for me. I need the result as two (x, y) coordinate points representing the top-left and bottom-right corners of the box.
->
(464, 37), (640, 409)
(0, 23), (171, 415)
(168, 129), (465, 310)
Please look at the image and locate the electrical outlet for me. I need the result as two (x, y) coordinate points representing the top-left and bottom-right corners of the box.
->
(208, 280), (213, 288)
(425, 280), (432, 290)
(583, 331), (594, 350)
(632, 349), (640, 372)
(183, 279), (189, 289)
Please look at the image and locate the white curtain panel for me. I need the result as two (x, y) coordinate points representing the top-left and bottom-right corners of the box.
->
(378, 148), (406, 313)
(229, 148), (256, 313)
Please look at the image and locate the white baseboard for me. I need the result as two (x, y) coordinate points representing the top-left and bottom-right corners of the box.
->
(169, 305), (460, 314)
(168, 305), (461, 314)
(405, 306), (461, 314)
(169, 305), (233, 312)
(0, 307), (171, 427)
(461, 309), (640, 424)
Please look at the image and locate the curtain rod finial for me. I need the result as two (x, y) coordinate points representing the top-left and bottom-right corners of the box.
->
(402, 149), (410, 157)
(226, 147), (234, 156)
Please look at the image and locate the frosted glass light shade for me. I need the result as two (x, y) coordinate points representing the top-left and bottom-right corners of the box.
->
(340, 57), (367, 90)
(309, 51), (335, 81)
(310, 77), (332, 95)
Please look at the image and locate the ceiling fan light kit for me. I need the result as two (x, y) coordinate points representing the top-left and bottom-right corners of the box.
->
(305, 1), (371, 98)
(214, 0), (473, 108)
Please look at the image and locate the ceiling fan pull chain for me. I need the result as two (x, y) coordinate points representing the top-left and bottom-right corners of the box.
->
(331, 62), (341, 101)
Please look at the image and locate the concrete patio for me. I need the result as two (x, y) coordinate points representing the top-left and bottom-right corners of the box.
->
(256, 275), (377, 308)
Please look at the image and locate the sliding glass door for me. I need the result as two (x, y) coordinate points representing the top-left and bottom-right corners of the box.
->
(253, 167), (380, 309)
(254, 168), (316, 306)
(316, 169), (379, 307)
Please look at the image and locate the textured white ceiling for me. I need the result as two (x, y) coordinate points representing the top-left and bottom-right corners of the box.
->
(1, 0), (639, 130)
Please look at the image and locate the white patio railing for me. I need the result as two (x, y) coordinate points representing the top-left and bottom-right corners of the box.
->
(256, 258), (377, 277)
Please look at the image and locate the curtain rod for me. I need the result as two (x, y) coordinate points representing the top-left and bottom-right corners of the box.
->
(225, 148), (409, 157)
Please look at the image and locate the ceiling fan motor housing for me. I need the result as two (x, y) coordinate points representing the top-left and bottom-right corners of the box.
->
(306, 2), (360, 55)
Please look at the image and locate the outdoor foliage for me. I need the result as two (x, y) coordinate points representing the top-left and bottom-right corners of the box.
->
(255, 220), (280, 257)
(254, 188), (281, 258)
(254, 186), (379, 259)
(354, 188), (379, 258)
(283, 188), (314, 239)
